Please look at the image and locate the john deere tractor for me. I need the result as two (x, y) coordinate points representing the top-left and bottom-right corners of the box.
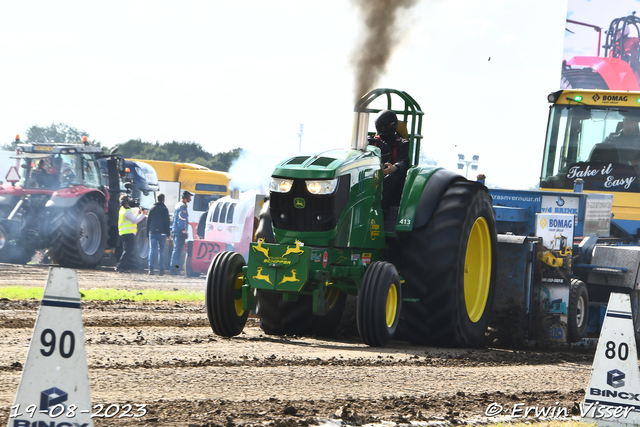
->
(205, 88), (497, 347)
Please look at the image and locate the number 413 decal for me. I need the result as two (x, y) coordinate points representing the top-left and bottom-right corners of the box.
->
(399, 218), (411, 225)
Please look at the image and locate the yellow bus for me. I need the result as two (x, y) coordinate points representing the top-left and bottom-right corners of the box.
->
(131, 159), (231, 237)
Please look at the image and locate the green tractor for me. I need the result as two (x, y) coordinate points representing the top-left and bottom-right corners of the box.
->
(205, 88), (498, 347)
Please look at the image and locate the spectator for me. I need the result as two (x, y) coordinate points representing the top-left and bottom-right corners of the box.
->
(170, 190), (192, 275)
(147, 193), (171, 276)
(116, 195), (146, 273)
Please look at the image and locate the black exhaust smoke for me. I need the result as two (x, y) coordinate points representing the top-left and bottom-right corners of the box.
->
(351, 0), (419, 102)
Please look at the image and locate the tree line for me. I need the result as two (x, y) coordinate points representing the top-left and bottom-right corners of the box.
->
(2, 123), (241, 172)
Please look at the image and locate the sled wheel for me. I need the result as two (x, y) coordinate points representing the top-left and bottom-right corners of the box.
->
(356, 261), (402, 347)
(400, 180), (497, 347)
(567, 279), (589, 343)
(256, 291), (314, 336)
(205, 251), (248, 337)
(313, 288), (348, 337)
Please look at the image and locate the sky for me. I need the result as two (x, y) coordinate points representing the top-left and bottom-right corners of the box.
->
(0, 0), (577, 189)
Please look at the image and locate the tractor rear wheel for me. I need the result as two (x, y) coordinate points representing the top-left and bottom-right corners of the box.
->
(255, 196), (275, 243)
(205, 251), (248, 337)
(401, 180), (497, 347)
(567, 279), (589, 343)
(561, 68), (608, 90)
(133, 217), (149, 269)
(256, 292), (314, 336)
(0, 224), (9, 263)
(48, 197), (108, 269)
(254, 196), (316, 336)
(313, 288), (348, 337)
(356, 261), (402, 347)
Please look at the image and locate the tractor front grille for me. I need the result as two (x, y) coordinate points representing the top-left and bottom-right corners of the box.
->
(270, 176), (349, 232)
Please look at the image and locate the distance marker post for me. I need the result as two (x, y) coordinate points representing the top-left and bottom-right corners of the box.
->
(7, 267), (93, 427)
(582, 293), (640, 426)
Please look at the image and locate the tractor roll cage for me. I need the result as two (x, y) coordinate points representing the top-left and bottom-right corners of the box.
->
(353, 88), (424, 168)
(604, 13), (640, 59)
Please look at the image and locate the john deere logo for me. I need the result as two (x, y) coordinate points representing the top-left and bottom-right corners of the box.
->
(294, 198), (305, 209)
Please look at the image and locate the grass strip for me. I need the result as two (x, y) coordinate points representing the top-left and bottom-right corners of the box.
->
(0, 286), (205, 302)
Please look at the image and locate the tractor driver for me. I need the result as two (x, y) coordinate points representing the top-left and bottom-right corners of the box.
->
(603, 110), (640, 147)
(600, 109), (640, 166)
(368, 110), (409, 214)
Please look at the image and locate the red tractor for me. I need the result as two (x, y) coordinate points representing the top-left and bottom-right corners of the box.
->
(0, 137), (124, 268)
(563, 13), (640, 90)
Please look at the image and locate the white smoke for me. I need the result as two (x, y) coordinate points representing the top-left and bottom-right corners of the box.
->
(228, 150), (291, 193)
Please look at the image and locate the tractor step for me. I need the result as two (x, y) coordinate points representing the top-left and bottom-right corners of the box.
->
(385, 206), (399, 234)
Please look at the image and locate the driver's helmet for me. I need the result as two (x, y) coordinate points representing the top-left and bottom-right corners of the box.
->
(375, 110), (398, 139)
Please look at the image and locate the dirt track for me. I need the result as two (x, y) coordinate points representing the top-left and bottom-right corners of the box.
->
(0, 263), (597, 426)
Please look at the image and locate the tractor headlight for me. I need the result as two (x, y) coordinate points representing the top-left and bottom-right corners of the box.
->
(270, 177), (293, 193)
(306, 179), (338, 195)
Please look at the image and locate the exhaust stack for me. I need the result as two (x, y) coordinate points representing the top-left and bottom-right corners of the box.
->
(350, 112), (370, 152)
(230, 189), (240, 199)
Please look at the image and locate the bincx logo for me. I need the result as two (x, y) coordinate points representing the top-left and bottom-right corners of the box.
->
(607, 369), (625, 388)
(592, 94), (601, 102)
(40, 386), (68, 411)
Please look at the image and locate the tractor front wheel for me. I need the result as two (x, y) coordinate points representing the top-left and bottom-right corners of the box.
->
(205, 251), (248, 337)
(356, 261), (402, 347)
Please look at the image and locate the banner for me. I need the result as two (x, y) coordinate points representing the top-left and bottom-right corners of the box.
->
(563, 0), (640, 90)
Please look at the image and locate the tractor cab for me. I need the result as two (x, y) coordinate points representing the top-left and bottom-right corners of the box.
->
(540, 89), (640, 238)
(13, 143), (104, 191)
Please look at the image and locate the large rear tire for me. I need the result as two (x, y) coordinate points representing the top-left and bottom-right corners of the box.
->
(205, 251), (248, 337)
(133, 217), (149, 269)
(561, 68), (609, 90)
(356, 261), (402, 347)
(48, 197), (108, 269)
(313, 288), (348, 337)
(0, 224), (10, 263)
(400, 180), (497, 347)
(254, 196), (316, 336)
(256, 292), (314, 336)
(255, 196), (274, 243)
(567, 279), (589, 343)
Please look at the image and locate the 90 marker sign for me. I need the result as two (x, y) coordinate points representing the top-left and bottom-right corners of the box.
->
(40, 328), (75, 359)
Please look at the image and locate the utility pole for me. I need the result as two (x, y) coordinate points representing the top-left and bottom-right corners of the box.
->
(297, 124), (304, 154)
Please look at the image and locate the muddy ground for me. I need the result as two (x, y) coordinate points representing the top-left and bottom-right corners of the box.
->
(0, 264), (598, 426)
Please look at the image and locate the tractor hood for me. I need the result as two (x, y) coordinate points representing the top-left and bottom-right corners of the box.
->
(272, 147), (379, 180)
